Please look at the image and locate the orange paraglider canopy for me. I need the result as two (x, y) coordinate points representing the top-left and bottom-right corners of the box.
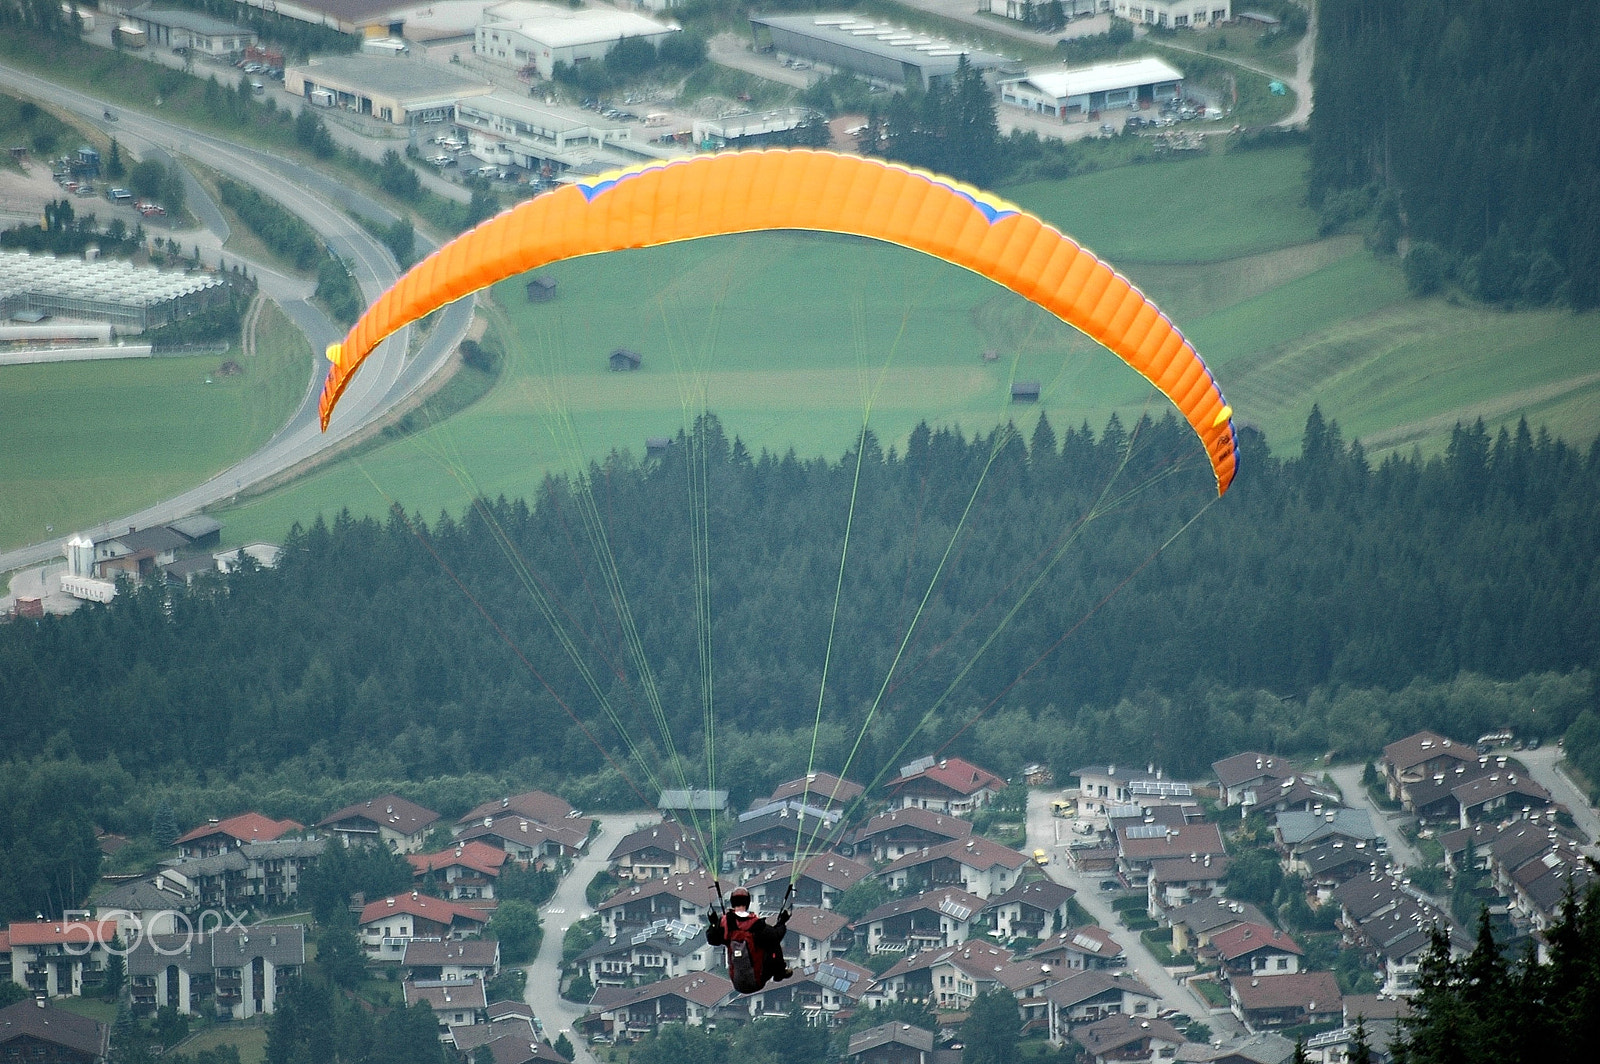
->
(320, 149), (1237, 493)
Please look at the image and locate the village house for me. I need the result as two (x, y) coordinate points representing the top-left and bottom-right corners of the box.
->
(1071, 1012), (1185, 1063)
(846, 1020), (934, 1064)
(885, 756), (1005, 815)
(1074, 764), (1191, 817)
(317, 794), (441, 853)
(867, 939), (1054, 1023)
(1293, 838), (1383, 899)
(736, 957), (872, 1026)
(854, 888), (985, 956)
(1250, 775), (1344, 818)
(1230, 970), (1342, 1031)
(581, 972), (735, 1040)
(1208, 923), (1304, 980)
(408, 841), (508, 900)
(1024, 925), (1126, 972)
(453, 1014), (566, 1064)
(1380, 731), (1474, 805)
(981, 878), (1076, 941)
(357, 893), (487, 959)
(876, 836), (1030, 899)
(596, 870), (717, 939)
(405, 977), (488, 1040)
(126, 925), (304, 1019)
(1212, 752), (1296, 811)
(1165, 897), (1270, 955)
(1146, 852), (1230, 914)
(1116, 821), (1226, 889)
(576, 921), (711, 989)
(1044, 969), (1159, 1035)
(767, 772), (865, 812)
(0, 999), (109, 1064)
(1275, 809), (1381, 859)
(457, 790), (584, 833)
(90, 872), (196, 936)
(5, 920), (118, 998)
(850, 806), (973, 862)
(172, 838), (325, 911)
(607, 822), (706, 880)
(721, 802), (841, 872)
(743, 855), (875, 913)
(457, 817), (589, 868)
(174, 812), (305, 859)
(402, 938), (500, 983)
(779, 907), (854, 967)
(657, 789), (730, 820)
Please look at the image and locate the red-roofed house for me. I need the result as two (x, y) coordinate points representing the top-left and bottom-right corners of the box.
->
(6, 920), (118, 997)
(457, 818), (590, 869)
(174, 813), (304, 859)
(886, 757), (1005, 815)
(408, 841), (509, 900)
(358, 894), (487, 959)
(1115, 822), (1226, 888)
(1209, 923), (1303, 979)
(877, 836), (1030, 899)
(318, 795), (441, 854)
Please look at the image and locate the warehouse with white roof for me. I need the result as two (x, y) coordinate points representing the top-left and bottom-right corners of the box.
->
(474, 1), (680, 79)
(749, 14), (1018, 92)
(999, 57), (1184, 120)
(286, 53), (494, 125)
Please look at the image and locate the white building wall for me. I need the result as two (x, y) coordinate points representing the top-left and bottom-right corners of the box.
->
(1112, 1), (1232, 28)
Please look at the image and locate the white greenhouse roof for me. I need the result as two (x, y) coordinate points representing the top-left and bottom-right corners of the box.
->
(0, 251), (225, 307)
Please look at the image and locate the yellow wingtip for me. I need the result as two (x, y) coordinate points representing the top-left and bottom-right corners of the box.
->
(326, 343), (343, 366)
(1213, 405), (1233, 428)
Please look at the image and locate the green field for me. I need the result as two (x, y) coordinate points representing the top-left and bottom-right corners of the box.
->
(0, 300), (312, 551)
(217, 144), (1600, 545)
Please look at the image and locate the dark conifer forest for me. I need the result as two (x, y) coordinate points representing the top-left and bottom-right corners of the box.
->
(3, 410), (1599, 904)
(1310, 0), (1600, 306)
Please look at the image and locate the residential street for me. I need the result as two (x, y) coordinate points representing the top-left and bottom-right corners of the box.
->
(1517, 746), (1599, 854)
(522, 812), (661, 1064)
(1325, 763), (1424, 871)
(1024, 791), (1244, 1038)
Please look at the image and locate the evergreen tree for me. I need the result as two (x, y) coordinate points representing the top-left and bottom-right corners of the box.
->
(961, 989), (1019, 1064)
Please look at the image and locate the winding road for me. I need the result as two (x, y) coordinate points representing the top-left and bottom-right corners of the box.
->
(0, 60), (472, 578)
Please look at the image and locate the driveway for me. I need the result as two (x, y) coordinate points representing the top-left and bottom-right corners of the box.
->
(522, 812), (661, 1064)
(1517, 746), (1599, 854)
(1326, 763), (1422, 870)
(1025, 792), (1244, 1037)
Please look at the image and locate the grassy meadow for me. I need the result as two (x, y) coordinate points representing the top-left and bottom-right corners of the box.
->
(0, 300), (311, 551)
(218, 144), (1600, 545)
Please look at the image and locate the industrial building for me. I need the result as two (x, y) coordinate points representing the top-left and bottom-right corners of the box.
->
(0, 250), (230, 332)
(749, 14), (1018, 92)
(122, 7), (257, 57)
(983, 0), (1105, 21)
(999, 57), (1184, 119)
(285, 53), (493, 125)
(473, 2), (681, 79)
(692, 108), (818, 150)
(453, 92), (639, 172)
(227, 0), (408, 38)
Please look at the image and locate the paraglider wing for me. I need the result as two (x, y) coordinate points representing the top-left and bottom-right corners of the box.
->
(321, 149), (1237, 493)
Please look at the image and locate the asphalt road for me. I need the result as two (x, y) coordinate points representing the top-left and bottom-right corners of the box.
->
(522, 813), (661, 1064)
(0, 60), (472, 577)
(1514, 746), (1599, 854)
(1326, 763), (1424, 870)
(1024, 791), (1244, 1038)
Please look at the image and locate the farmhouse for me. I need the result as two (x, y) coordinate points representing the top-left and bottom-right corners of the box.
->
(1000, 57), (1184, 120)
(0, 1000), (109, 1064)
(474, 2), (680, 79)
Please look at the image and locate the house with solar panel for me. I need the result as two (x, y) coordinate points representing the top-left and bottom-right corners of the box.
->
(735, 958), (872, 1026)
(853, 887), (984, 955)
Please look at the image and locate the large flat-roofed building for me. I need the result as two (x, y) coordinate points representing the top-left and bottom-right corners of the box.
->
(1000, 57), (1184, 119)
(749, 14), (1018, 91)
(227, 0), (408, 38)
(123, 7), (257, 57)
(473, 2), (680, 79)
(453, 92), (636, 172)
(286, 54), (493, 125)
(1112, 1), (1232, 28)
(985, 0), (1105, 21)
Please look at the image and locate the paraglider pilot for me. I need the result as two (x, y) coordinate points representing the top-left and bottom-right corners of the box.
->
(707, 885), (793, 993)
